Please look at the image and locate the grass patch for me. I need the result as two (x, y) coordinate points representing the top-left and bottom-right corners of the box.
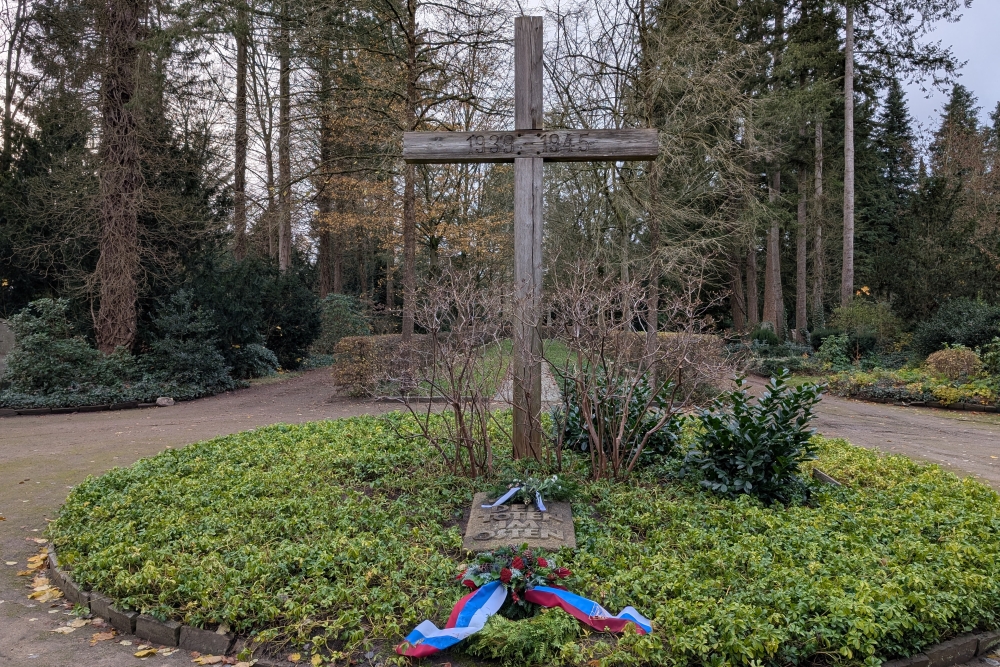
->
(49, 415), (1000, 666)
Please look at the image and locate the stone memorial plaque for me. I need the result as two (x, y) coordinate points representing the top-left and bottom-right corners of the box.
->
(463, 492), (576, 552)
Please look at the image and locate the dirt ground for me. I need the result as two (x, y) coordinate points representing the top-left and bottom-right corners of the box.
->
(1, 369), (998, 665)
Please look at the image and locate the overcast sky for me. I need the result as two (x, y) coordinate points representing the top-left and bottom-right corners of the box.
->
(902, 1), (1000, 133)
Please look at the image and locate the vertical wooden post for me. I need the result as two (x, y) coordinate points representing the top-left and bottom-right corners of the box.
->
(513, 16), (543, 460)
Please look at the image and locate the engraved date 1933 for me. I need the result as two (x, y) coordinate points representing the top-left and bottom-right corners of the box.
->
(466, 132), (592, 154)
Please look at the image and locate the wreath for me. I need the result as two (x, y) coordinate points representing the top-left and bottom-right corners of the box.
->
(457, 545), (571, 610)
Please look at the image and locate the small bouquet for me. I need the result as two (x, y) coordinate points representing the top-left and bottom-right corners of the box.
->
(457, 545), (572, 607)
(488, 474), (577, 510)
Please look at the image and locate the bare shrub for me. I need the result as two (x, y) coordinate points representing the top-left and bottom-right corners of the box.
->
(546, 262), (733, 480)
(390, 269), (511, 479)
(925, 347), (982, 381)
(331, 334), (431, 397)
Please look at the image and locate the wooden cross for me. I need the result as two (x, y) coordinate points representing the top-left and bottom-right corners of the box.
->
(403, 16), (659, 460)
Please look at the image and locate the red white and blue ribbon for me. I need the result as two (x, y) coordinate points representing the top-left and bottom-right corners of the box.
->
(396, 582), (651, 658)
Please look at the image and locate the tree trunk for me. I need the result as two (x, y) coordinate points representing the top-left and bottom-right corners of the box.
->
(813, 119), (825, 327)
(763, 170), (783, 337)
(731, 252), (746, 331)
(746, 243), (759, 327)
(317, 53), (334, 298)
(334, 199), (344, 294)
(233, 2), (248, 260)
(319, 231), (332, 297)
(277, 0), (292, 272)
(385, 252), (394, 310)
(2, 0), (27, 172)
(400, 0), (418, 343)
(95, 0), (143, 353)
(841, 2), (855, 306)
(645, 160), (660, 363)
(796, 163), (808, 341)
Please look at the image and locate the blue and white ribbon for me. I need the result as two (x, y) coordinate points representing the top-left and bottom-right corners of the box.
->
(480, 487), (547, 512)
(396, 581), (507, 658)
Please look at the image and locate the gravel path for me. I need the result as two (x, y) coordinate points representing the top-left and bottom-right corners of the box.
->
(1, 369), (998, 664)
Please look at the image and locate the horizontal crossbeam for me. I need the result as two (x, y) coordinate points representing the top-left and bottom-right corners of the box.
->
(403, 128), (658, 164)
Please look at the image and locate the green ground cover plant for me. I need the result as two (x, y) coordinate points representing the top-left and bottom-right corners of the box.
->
(827, 367), (999, 407)
(49, 415), (1000, 667)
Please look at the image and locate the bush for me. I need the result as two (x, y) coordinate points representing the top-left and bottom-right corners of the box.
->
(332, 334), (431, 396)
(809, 326), (842, 351)
(751, 324), (780, 346)
(686, 370), (824, 503)
(913, 298), (1000, 356)
(554, 368), (684, 465)
(829, 300), (903, 348)
(185, 255), (276, 379)
(310, 294), (371, 355)
(141, 290), (236, 394)
(49, 415), (1000, 666)
(925, 346), (982, 381)
(978, 337), (1000, 377)
(1, 298), (138, 394)
(262, 272), (322, 370)
(816, 332), (851, 370)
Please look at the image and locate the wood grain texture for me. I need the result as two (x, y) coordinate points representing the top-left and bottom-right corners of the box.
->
(512, 156), (543, 460)
(515, 17), (543, 130)
(403, 128), (659, 163)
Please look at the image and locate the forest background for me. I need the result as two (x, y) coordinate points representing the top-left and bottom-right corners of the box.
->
(0, 0), (997, 402)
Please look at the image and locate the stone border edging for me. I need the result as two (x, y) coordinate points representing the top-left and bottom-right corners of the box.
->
(848, 396), (1000, 413)
(45, 547), (1000, 666)
(0, 401), (172, 418)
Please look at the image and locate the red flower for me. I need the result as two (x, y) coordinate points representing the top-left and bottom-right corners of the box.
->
(547, 574), (556, 581)
(499, 568), (512, 584)
(511, 557), (524, 570)
(455, 572), (464, 580)
(555, 567), (571, 579)
(462, 579), (477, 589)
(537, 557), (548, 568)
(511, 591), (520, 603)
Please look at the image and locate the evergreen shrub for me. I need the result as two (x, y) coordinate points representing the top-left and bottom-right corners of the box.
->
(310, 294), (371, 355)
(980, 337), (1000, 376)
(141, 290), (235, 394)
(913, 298), (1000, 356)
(262, 272), (321, 370)
(829, 300), (903, 348)
(685, 370), (823, 503)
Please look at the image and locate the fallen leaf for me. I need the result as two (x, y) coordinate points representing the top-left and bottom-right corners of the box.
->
(135, 649), (158, 658)
(235, 663), (251, 667)
(193, 656), (224, 665)
(119, 640), (133, 646)
(50, 626), (77, 634)
(68, 618), (90, 628)
(29, 589), (62, 603)
(161, 648), (179, 656)
(311, 655), (323, 666)
(90, 631), (116, 646)
(27, 537), (48, 544)
(4, 561), (16, 566)
(287, 654), (302, 664)
(137, 645), (151, 650)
